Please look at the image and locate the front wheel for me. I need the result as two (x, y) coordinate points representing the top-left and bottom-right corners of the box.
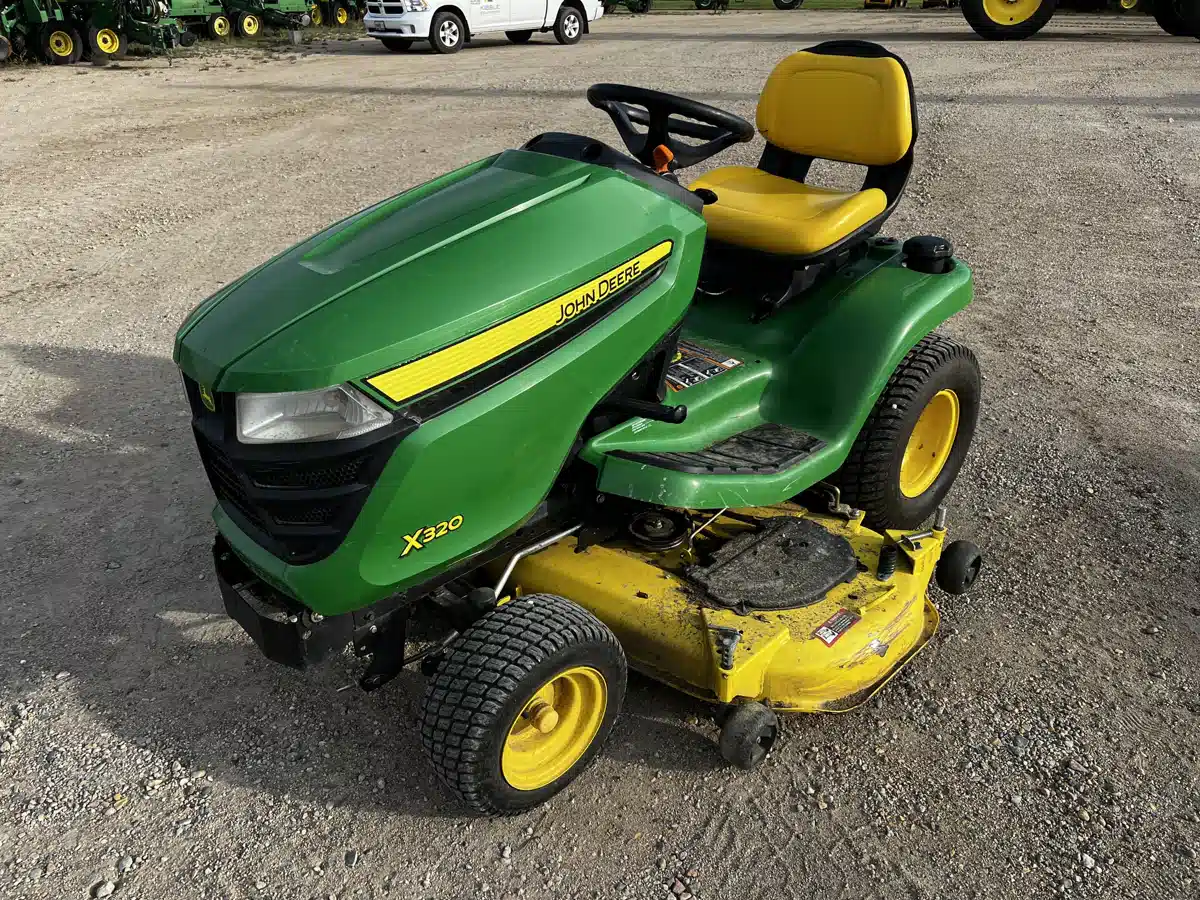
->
(554, 5), (584, 43)
(505, 29), (533, 43)
(430, 9), (465, 53)
(695, 0), (715, 7)
(420, 594), (627, 814)
(830, 333), (981, 531)
(773, 0), (803, 7)
(333, 1), (351, 25)
(0, 34), (10, 63)
(961, 0), (1057, 39)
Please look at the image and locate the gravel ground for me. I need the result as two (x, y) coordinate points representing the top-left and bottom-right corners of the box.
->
(2, 9), (1199, 900)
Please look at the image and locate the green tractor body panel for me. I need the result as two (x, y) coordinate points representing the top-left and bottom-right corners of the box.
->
(175, 149), (708, 615)
(170, 0), (225, 21)
(175, 147), (972, 617)
(585, 248), (973, 508)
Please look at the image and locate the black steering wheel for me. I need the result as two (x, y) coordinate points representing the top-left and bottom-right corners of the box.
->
(586, 83), (754, 172)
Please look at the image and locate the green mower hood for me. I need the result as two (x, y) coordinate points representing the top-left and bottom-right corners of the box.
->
(173, 149), (703, 396)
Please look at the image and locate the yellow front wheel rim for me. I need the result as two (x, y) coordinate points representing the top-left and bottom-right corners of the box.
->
(95, 28), (119, 54)
(336, 6), (348, 23)
(242, 15), (260, 35)
(214, 15), (231, 35)
(310, 5), (322, 24)
(981, 0), (1041, 24)
(900, 389), (960, 498)
(501, 666), (607, 791)
(49, 30), (74, 57)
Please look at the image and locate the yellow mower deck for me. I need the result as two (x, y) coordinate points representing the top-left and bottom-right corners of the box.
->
(509, 505), (941, 713)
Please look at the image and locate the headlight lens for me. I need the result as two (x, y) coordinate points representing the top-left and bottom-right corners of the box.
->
(404, 0), (427, 11)
(236, 385), (392, 444)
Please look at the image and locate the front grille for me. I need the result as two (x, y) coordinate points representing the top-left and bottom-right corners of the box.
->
(382, 3), (404, 12)
(367, 2), (382, 11)
(183, 376), (415, 565)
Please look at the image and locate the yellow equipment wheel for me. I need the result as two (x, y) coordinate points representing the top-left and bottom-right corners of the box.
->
(93, 28), (120, 55)
(961, 0), (1056, 39)
(208, 13), (232, 38)
(334, 2), (350, 25)
(235, 12), (261, 37)
(420, 593), (626, 814)
(42, 24), (81, 64)
(309, 3), (323, 25)
(831, 333), (980, 530)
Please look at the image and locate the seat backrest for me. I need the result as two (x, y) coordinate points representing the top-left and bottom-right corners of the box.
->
(755, 41), (916, 168)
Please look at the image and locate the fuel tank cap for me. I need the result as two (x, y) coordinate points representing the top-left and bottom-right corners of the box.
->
(902, 235), (954, 274)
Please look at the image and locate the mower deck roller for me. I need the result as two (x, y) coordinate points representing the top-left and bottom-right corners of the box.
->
(176, 40), (986, 814)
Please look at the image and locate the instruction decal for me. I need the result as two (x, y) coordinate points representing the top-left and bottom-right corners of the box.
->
(666, 340), (742, 393)
(814, 608), (860, 647)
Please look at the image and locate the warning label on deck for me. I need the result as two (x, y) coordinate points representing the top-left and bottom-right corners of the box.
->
(814, 608), (861, 647)
(666, 340), (743, 393)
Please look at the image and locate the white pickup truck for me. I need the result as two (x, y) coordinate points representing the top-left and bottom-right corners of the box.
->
(363, 0), (604, 54)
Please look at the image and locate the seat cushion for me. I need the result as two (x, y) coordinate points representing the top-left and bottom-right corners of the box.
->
(690, 166), (888, 258)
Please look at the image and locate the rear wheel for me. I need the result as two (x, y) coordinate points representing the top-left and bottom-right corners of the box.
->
(830, 333), (981, 531)
(554, 5), (583, 44)
(430, 9), (464, 53)
(420, 594), (626, 814)
(87, 26), (120, 64)
(234, 12), (261, 37)
(208, 13), (232, 38)
(506, 29), (533, 43)
(961, 0), (1057, 39)
(1152, 0), (1197, 34)
(334, 1), (351, 25)
(381, 36), (412, 51)
(42, 24), (81, 64)
(773, 0), (803, 7)
(695, 0), (715, 7)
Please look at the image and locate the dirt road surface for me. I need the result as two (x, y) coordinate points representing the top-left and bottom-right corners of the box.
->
(2, 9), (1199, 900)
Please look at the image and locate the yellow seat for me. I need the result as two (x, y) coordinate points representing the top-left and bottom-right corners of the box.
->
(690, 43), (916, 259)
(691, 167), (888, 258)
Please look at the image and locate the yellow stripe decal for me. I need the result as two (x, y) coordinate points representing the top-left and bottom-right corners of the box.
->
(367, 240), (673, 405)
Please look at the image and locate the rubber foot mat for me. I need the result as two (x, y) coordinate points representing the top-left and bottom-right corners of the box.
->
(611, 423), (824, 475)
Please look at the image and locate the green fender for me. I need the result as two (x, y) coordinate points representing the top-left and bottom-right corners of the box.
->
(585, 245), (974, 509)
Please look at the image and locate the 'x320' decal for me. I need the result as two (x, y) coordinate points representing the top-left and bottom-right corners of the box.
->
(401, 515), (464, 557)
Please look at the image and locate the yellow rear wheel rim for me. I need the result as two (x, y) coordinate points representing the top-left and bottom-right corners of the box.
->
(501, 666), (607, 791)
(243, 15), (259, 35)
(49, 30), (74, 57)
(982, 0), (1040, 24)
(900, 389), (960, 498)
(1119, 0), (1136, 7)
(96, 28), (119, 54)
(310, 5), (322, 24)
(214, 15), (231, 35)
(336, 6), (348, 23)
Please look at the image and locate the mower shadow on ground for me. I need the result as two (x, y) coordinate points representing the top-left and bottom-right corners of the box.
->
(0, 342), (735, 817)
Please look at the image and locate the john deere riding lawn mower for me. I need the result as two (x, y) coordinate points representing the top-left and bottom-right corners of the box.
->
(175, 40), (986, 814)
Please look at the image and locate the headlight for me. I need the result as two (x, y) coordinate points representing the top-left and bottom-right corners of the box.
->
(236, 385), (392, 444)
(404, 0), (427, 11)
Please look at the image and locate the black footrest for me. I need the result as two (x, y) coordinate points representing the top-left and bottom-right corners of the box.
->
(611, 423), (824, 475)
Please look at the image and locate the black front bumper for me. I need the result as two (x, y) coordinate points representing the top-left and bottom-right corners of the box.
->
(214, 536), (353, 670)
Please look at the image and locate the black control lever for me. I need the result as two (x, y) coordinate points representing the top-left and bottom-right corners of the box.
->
(601, 396), (688, 424)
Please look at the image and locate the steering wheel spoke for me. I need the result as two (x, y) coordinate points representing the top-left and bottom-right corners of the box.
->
(586, 83), (754, 172)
